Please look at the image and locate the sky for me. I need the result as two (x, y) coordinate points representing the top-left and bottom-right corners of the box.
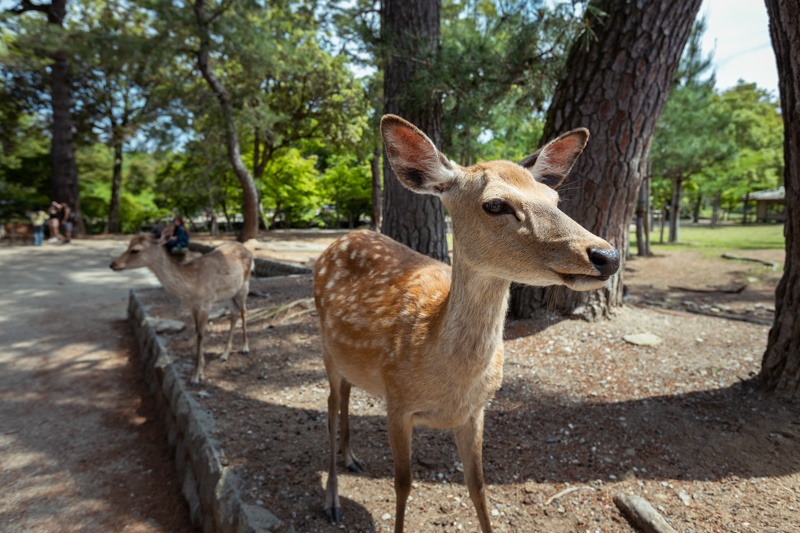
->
(700, 0), (778, 96)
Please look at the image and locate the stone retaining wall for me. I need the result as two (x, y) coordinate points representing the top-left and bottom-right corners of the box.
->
(187, 242), (312, 278)
(128, 289), (285, 533)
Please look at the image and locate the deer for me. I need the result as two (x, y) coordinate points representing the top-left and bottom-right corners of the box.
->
(110, 228), (254, 385)
(313, 115), (620, 532)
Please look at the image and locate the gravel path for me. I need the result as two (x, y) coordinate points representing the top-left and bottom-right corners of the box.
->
(0, 239), (193, 532)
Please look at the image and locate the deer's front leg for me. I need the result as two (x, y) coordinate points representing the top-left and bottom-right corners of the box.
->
(454, 409), (493, 533)
(190, 305), (210, 386)
(387, 408), (413, 533)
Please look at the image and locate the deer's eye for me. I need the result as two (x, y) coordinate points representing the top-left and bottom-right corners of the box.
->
(130, 249), (140, 254)
(482, 199), (512, 216)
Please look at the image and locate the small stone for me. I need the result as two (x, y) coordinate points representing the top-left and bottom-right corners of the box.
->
(491, 509), (500, 517)
(678, 489), (692, 506)
(557, 505), (566, 514)
(710, 307), (721, 313)
(696, 338), (704, 343)
(381, 513), (391, 521)
(623, 333), (663, 347)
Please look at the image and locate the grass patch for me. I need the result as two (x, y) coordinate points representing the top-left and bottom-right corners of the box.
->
(631, 223), (784, 252)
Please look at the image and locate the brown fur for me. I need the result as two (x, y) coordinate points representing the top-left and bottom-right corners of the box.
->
(111, 234), (253, 385)
(314, 115), (618, 532)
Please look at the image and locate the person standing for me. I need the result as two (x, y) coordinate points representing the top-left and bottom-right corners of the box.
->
(48, 202), (61, 243)
(31, 206), (47, 246)
(61, 202), (73, 244)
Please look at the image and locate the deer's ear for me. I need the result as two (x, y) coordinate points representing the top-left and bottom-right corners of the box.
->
(381, 114), (456, 195)
(519, 128), (589, 189)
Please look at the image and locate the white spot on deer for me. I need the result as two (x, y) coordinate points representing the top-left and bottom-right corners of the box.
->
(326, 279), (335, 290)
(318, 266), (327, 276)
(350, 250), (357, 260)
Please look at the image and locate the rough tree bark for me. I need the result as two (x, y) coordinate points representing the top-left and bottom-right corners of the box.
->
(370, 145), (381, 231)
(11, 0), (83, 235)
(510, 0), (702, 320)
(381, 0), (450, 263)
(760, 0), (800, 396)
(669, 177), (684, 243)
(193, 0), (259, 242)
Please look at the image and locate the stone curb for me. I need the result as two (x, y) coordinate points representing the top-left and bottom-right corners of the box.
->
(187, 242), (312, 278)
(128, 288), (285, 533)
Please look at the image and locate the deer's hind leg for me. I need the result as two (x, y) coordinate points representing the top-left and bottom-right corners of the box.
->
(340, 378), (364, 473)
(323, 349), (343, 524)
(222, 290), (249, 361)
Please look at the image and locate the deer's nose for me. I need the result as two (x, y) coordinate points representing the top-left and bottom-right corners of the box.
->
(588, 247), (619, 277)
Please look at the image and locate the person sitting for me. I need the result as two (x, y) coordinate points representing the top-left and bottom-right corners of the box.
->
(165, 216), (190, 254)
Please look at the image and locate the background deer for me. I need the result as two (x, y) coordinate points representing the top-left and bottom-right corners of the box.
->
(111, 230), (254, 385)
(313, 115), (619, 532)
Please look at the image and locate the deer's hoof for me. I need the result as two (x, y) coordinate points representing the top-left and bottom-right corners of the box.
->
(242, 348), (250, 356)
(220, 354), (229, 362)
(324, 506), (342, 524)
(346, 459), (365, 473)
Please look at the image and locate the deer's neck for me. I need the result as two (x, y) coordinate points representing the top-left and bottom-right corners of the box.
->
(146, 248), (195, 302)
(439, 255), (510, 364)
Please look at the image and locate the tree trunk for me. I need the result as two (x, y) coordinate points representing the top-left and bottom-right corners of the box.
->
(711, 194), (721, 228)
(381, 0), (450, 264)
(221, 197), (232, 232)
(692, 193), (702, 223)
(106, 129), (123, 233)
(510, 0), (702, 320)
(760, 0), (800, 396)
(644, 174), (652, 255)
(635, 169), (650, 256)
(193, 0), (259, 242)
(669, 177), (683, 243)
(370, 145), (381, 231)
(252, 132), (271, 231)
(742, 193), (750, 225)
(44, 0), (83, 236)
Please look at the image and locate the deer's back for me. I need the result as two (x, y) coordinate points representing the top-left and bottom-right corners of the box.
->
(314, 230), (453, 397)
(179, 242), (253, 306)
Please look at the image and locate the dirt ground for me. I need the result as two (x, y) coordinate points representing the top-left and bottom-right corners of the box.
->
(138, 232), (800, 533)
(0, 239), (194, 532)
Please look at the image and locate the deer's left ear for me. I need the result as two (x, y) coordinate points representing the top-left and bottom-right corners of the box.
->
(381, 115), (457, 196)
(519, 128), (589, 189)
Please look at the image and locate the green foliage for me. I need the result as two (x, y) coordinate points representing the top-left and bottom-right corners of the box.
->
(0, 111), (50, 214)
(262, 148), (322, 228)
(438, 0), (584, 163)
(77, 143), (171, 233)
(649, 17), (782, 223)
(321, 155), (372, 227)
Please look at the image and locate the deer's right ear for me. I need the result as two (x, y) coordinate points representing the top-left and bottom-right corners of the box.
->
(381, 115), (456, 195)
(519, 128), (589, 189)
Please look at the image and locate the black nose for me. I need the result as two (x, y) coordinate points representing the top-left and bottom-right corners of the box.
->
(588, 247), (620, 277)
(109, 263), (115, 270)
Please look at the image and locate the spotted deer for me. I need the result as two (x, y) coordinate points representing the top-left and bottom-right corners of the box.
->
(313, 115), (619, 532)
(110, 229), (254, 385)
